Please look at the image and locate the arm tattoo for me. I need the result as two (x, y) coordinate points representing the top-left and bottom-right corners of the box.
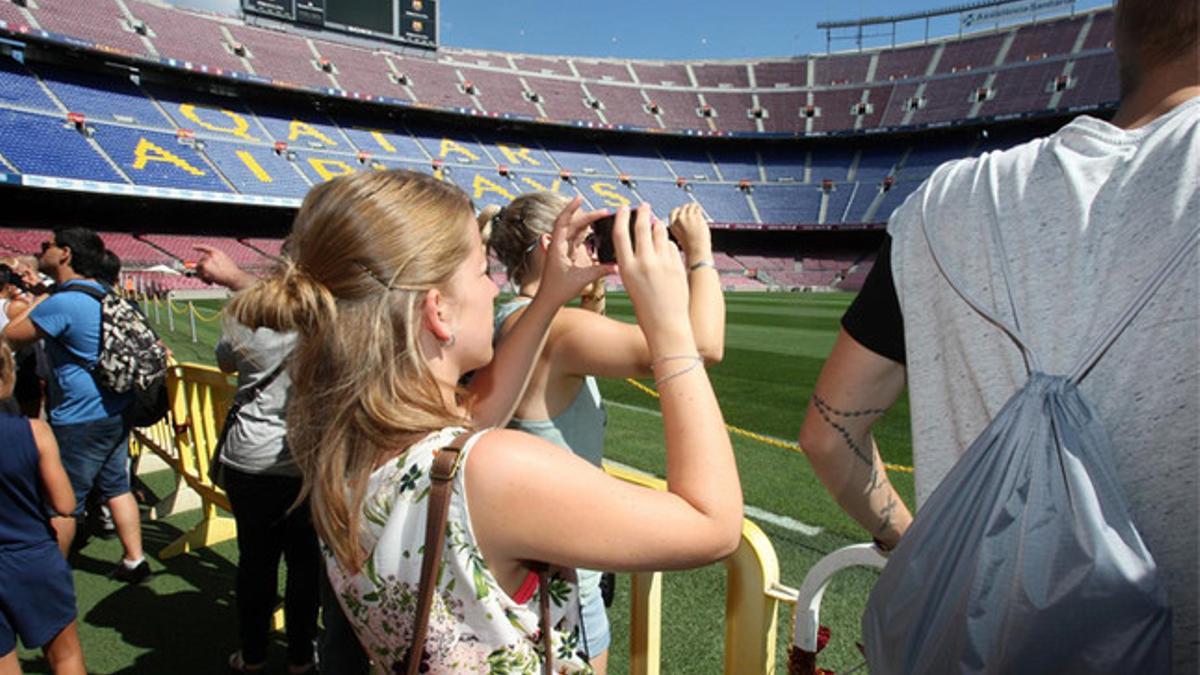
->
(812, 393), (886, 466)
(875, 493), (899, 536)
(868, 464), (884, 491)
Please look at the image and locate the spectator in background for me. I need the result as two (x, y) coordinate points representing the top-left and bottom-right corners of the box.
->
(194, 244), (369, 674)
(233, 170), (741, 672)
(0, 263), (30, 332)
(192, 245), (319, 674)
(482, 196), (725, 673)
(2, 227), (149, 582)
(2, 259), (46, 418)
(0, 337), (86, 675)
(797, 0), (1198, 668)
(95, 250), (121, 289)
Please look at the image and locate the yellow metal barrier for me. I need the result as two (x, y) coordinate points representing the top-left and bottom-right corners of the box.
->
(604, 463), (787, 674)
(131, 363), (789, 674)
(130, 362), (238, 558)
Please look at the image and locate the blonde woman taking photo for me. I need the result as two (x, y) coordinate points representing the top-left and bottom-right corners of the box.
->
(234, 170), (741, 673)
(482, 196), (724, 672)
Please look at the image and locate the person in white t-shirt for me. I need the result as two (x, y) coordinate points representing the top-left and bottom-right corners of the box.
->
(798, 0), (1199, 669)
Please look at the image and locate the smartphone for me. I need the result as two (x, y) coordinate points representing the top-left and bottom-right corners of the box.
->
(589, 212), (637, 264)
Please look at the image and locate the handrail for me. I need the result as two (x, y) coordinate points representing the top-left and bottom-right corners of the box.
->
(131, 362), (789, 674)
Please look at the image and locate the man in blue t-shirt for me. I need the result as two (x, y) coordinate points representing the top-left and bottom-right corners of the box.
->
(4, 227), (149, 584)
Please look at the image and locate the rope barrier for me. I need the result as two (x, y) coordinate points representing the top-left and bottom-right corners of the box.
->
(190, 304), (222, 322)
(623, 377), (915, 474)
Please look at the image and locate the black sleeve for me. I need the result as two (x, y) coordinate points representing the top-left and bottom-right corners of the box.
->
(841, 235), (906, 364)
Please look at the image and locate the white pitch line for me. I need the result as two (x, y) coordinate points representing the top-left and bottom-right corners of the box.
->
(603, 459), (824, 538)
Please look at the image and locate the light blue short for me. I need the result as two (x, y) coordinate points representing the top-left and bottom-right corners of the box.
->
(577, 568), (611, 657)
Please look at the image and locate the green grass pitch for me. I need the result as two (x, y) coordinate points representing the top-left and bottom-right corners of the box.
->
(20, 292), (915, 674)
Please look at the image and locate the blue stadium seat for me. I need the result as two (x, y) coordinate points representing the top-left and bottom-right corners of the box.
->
(824, 183), (855, 223)
(202, 140), (312, 198)
(603, 145), (674, 179)
(338, 125), (429, 161)
(249, 103), (348, 150)
(633, 180), (695, 214)
(545, 140), (614, 175)
(901, 143), (970, 179)
(844, 183), (882, 223)
(0, 57), (59, 111)
(873, 184), (915, 223)
(688, 183), (755, 223)
(662, 148), (718, 180)
(709, 147), (760, 181)
(853, 147), (904, 183)
(408, 126), (495, 168)
(754, 184), (821, 224)
(759, 146), (807, 181)
(473, 130), (557, 173)
(809, 148), (857, 182)
(32, 64), (172, 128)
(91, 123), (229, 191)
(573, 176), (639, 211)
(0, 109), (124, 182)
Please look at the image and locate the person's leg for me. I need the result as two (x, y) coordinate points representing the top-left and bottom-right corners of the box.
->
(106, 493), (143, 562)
(280, 483), (320, 671)
(590, 650), (609, 675)
(0, 649), (20, 675)
(224, 469), (286, 668)
(0, 611), (18, 675)
(48, 423), (101, 556)
(93, 420), (143, 566)
(40, 622), (84, 675)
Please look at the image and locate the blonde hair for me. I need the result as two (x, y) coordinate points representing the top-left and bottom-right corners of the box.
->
(227, 169), (477, 573)
(479, 191), (571, 286)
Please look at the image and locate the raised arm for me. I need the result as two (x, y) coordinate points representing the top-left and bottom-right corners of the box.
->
(538, 204), (726, 379)
(798, 329), (912, 549)
(3, 294), (48, 349)
(32, 419), (76, 518)
(468, 205), (742, 576)
(669, 203), (724, 364)
(468, 198), (613, 428)
(194, 245), (258, 292)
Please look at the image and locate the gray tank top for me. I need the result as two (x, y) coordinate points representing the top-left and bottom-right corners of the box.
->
(494, 298), (607, 466)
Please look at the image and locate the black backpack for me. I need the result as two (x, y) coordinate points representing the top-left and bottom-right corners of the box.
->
(59, 283), (170, 427)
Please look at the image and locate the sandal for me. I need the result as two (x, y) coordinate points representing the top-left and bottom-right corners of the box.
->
(228, 651), (266, 673)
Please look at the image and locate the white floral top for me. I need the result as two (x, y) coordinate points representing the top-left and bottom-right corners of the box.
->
(325, 426), (593, 674)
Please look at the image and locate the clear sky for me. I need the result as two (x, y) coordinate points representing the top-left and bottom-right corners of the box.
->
(165, 0), (1114, 60)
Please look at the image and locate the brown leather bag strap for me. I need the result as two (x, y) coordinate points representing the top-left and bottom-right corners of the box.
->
(404, 429), (473, 675)
(537, 565), (553, 675)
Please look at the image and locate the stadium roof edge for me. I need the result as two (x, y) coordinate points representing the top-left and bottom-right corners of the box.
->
(818, 0), (1075, 29)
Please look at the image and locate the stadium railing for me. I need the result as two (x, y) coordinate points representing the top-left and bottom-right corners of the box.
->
(129, 359), (795, 674)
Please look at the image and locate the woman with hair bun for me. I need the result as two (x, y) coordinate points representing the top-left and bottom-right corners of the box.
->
(481, 195), (724, 672)
(235, 169), (742, 673)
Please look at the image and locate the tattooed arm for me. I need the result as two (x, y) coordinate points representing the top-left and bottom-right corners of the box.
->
(799, 328), (912, 549)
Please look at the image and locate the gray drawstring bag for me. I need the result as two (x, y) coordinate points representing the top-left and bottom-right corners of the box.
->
(861, 217), (1195, 674)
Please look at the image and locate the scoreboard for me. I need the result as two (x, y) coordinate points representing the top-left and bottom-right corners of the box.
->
(243, 0), (437, 50)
